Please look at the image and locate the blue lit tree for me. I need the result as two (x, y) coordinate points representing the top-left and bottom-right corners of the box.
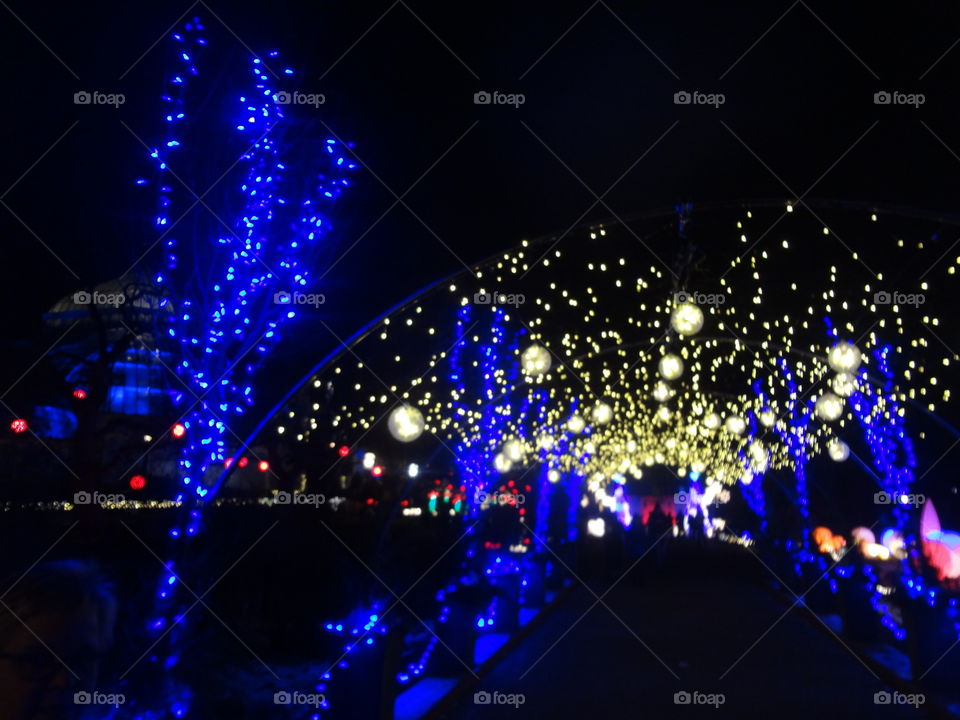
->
(132, 17), (355, 715)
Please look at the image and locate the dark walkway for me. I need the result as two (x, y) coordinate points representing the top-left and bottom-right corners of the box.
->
(441, 541), (926, 719)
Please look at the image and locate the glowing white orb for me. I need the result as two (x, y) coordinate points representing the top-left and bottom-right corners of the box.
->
(388, 404), (425, 442)
(407, 463), (419, 478)
(591, 402), (613, 425)
(538, 434), (554, 450)
(724, 415), (746, 435)
(567, 415), (585, 434)
(832, 372), (858, 397)
(759, 409), (776, 427)
(659, 354), (684, 380)
(652, 381), (672, 403)
(521, 344), (551, 376)
(815, 393), (844, 422)
(503, 439), (523, 462)
(749, 441), (768, 471)
(703, 413), (721, 429)
(547, 469), (560, 483)
(827, 438), (849, 462)
(671, 303), (704, 336)
(828, 341), (861, 373)
(587, 518), (606, 538)
(494, 453), (512, 472)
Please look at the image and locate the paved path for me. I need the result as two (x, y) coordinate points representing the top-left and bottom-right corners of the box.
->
(440, 541), (926, 719)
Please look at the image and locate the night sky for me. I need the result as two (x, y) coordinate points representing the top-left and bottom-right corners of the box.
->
(2, 1), (959, 409)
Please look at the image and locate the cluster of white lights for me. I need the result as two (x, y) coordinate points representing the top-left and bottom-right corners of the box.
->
(272, 205), (953, 503)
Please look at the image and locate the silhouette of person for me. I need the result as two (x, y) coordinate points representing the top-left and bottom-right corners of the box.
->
(0, 560), (116, 720)
(689, 508), (706, 542)
(647, 502), (672, 565)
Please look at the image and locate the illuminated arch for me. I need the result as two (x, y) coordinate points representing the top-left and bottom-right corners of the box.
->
(237, 200), (959, 510)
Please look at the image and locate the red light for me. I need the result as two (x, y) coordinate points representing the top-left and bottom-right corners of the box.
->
(10, 419), (27, 434)
(129, 474), (146, 490)
(224, 458), (233, 468)
(171, 423), (186, 438)
(258, 460), (269, 472)
(366, 497), (375, 505)
(338, 445), (350, 457)
(371, 465), (383, 477)
(72, 388), (87, 400)
(238, 457), (249, 468)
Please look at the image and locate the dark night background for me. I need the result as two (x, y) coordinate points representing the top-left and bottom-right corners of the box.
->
(2, 0), (959, 422)
(2, 5), (960, 718)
